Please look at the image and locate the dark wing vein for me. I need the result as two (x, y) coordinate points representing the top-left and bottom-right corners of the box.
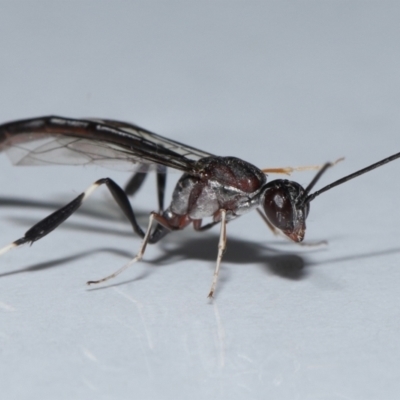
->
(0, 116), (215, 173)
(92, 118), (214, 160)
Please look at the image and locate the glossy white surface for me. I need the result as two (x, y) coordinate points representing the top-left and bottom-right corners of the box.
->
(1, 2), (400, 399)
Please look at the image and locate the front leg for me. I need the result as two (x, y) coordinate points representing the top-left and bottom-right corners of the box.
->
(207, 209), (227, 298)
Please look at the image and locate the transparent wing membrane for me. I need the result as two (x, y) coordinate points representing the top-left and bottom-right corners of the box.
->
(5, 136), (151, 171)
(0, 116), (215, 172)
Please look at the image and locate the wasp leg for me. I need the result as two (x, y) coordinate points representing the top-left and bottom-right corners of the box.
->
(207, 209), (227, 298)
(0, 178), (170, 263)
(193, 214), (228, 297)
(156, 166), (167, 211)
(124, 166), (150, 196)
(87, 211), (171, 285)
(125, 165), (167, 212)
(262, 158), (344, 175)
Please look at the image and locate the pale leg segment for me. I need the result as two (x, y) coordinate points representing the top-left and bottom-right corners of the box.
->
(262, 158), (344, 175)
(0, 242), (19, 256)
(208, 209), (227, 298)
(87, 213), (158, 285)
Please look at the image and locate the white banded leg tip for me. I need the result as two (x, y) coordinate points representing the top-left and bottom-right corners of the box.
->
(0, 242), (18, 256)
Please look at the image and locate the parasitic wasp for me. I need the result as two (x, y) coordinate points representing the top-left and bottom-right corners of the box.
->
(0, 116), (399, 297)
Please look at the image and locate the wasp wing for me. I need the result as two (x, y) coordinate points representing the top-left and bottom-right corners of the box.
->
(90, 118), (214, 160)
(0, 116), (215, 173)
(3, 136), (145, 170)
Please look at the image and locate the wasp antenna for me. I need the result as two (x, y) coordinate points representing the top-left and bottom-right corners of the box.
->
(304, 152), (400, 204)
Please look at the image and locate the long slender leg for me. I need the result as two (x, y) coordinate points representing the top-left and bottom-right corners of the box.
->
(156, 166), (167, 211)
(208, 209), (227, 298)
(261, 158), (344, 175)
(88, 212), (175, 284)
(262, 166), (321, 175)
(125, 165), (167, 212)
(87, 212), (161, 285)
(124, 167), (150, 196)
(0, 178), (170, 256)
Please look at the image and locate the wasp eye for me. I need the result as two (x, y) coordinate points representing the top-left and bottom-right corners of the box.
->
(273, 193), (284, 208)
(263, 187), (293, 231)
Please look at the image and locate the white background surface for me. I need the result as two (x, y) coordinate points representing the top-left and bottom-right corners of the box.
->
(1, 2), (400, 399)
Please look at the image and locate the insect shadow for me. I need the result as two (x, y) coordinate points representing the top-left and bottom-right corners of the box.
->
(0, 195), (309, 283)
(0, 247), (133, 280)
(2, 196), (400, 293)
(156, 234), (309, 280)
